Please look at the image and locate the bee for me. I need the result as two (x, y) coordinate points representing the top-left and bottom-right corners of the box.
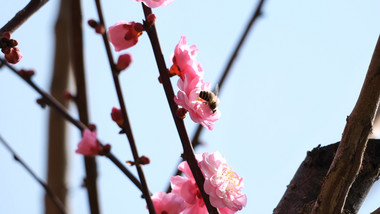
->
(199, 86), (219, 114)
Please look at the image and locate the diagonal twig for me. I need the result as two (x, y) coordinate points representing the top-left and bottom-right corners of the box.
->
(0, 134), (67, 214)
(0, 0), (49, 35)
(0, 57), (144, 193)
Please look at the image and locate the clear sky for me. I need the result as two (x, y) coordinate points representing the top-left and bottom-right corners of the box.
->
(1, 0), (380, 213)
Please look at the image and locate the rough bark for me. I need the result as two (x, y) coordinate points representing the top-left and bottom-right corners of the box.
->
(274, 139), (380, 214)
(311, 36), (380, 214)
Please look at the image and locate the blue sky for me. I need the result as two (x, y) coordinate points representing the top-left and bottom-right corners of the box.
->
(1, 0), (380, 213)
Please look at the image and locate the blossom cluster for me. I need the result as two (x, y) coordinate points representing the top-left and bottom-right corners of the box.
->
(171, 36), (221, 130)
(152, 151), (246, 213)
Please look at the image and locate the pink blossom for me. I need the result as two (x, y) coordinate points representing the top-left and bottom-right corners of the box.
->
(170, 35), (203, 80)
(174, 73), (221, 130)
(133, 0), (174, 8)
(172, 36), (221, 130)
(200, 152), (247, 211)
(170, 155), (237, 214)
(108, 21), (143, 51)
(150, 192), (186, 214)
(75, 129), (102, 156)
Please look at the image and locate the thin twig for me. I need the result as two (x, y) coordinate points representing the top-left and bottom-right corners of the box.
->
(0, 134), (67, 214)
(142, 4), (219, 214)
(93, 0), (155, 213)
(0, 0), (49, 35)
(311, 36), (380, 214)
(0, 57), (144, 193)
(69, 0), (100, 213)
(166, 0), (266, 193)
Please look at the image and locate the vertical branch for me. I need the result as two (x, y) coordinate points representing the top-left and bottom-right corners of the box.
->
(142, 5), (219, 214)
(45, 0), (70, 213)
(70, 0), (100, 213)
(93, 0), (155, 213)
(311, 36), (380, 213)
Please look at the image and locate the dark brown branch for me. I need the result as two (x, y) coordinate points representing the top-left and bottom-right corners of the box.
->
(141, 4), (219, 214)
(0, 134), (67, 214)
(0, 57), (144, 193)
(371, 207), (380, 214)
(93, 0), (155, 213)
(45, 0), (70, 213)
(69, 0), (100, 213)
(0, 0), (49, 35)
(274, 139), (380, 214)
(166, 0), (266, 193)
(311, 36), (380, 214)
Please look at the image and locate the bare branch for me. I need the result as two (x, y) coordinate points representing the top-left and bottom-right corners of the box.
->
(69, 0), (100, 213)
(0, 134), (67, 214)
(45, 0), (70, 213)
(0, 0), (49, 35)
(93, 0), (155, 212)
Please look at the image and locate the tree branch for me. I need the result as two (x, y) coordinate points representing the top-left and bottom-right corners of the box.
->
(311, 35), (380, 214)
(93, 0), (155, 212)
(0, 0), (49, 35)
(45, 0), (70, 213)
(69, 0), (100, 213)
(0, 134), (67, 214)
(141, 4), (219, 214)
(274, 139), (380, 214)
(0, 57), (144, 194)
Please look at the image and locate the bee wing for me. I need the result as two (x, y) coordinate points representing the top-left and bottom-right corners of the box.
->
(213, 83), (219, 97)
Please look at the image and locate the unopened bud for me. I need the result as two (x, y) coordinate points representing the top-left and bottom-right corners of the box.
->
(95, 25), (106, 34)
(176, 108), (188, 119)
(134, 23), (144, 33)
(5, 47), (22, 64)
(138, 156), (150, 165)
(158, 76), (162, 84)
(8, 39), (18, 47)
(111, 107), (124, 127)
(116, 54), (132, 71)
(36, 98), (47, 108)
(146, 14), (157, 26)
(19, 69), (35, 79)
(2, 32), (11, 40)
(88, 124), (97, 131)
(88, 19), (98, 28)
(99, 144), (111, 155)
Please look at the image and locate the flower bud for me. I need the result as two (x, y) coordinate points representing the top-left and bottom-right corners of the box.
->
(2, 32), (11, 40)
(146, 14), (157, 26)
(95, 25), (106, 34)
(176, 108), (188, 119)
(111, 107), (124, 127)
(87, 19), (98, 28)
(5, 47), (22, 64)
(116, 53), (132, 71)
